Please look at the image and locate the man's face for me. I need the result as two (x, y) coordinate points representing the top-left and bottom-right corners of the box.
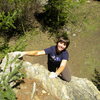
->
(57, 42), (66, 52)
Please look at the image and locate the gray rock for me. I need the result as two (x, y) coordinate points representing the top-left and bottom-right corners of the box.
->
(25, 63), (100, 100)
(0, 52), (100, 100)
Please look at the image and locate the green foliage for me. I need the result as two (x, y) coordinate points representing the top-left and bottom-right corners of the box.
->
(8, 0), (29, 3)
(0, 35), (27, 59)
(92, 69), (100, 91)
(0, 0), (40, 41)
(0, 43), (10, 59)
(0, 54), (25, 100)
(0, 0), (22, 32)
(0, 1), (23, 40)
(43, 0), (86, 32)
(0, 11), (17, 30)
(9, 36), (27, 52)
(0, 86), (16, 100)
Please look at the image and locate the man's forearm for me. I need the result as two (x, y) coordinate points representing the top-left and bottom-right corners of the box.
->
(25, 51), (38, 56)
(24, 50), (45, 56)
(56, 66), (66, 75)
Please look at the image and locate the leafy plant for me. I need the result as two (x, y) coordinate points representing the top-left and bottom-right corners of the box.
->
(0, 35), (27, 59)
(0, 11), (17, 30)
(0, 86), (16, 100)
(92, 69), (100, 91)
(42, 0), (86, 32)
(0, 54), (25, 100)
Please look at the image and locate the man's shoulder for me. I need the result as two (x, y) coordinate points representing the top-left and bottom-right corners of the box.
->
(61, 50), (69, 60)
(62, 50), (69, 56)
(50, 45), (56, 50)
(63, 50), (68, 53)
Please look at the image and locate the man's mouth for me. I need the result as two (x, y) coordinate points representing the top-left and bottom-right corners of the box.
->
(58, 46), (63, 50)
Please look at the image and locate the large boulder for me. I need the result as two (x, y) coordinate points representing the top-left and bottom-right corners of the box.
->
(0, 52), (100, 100)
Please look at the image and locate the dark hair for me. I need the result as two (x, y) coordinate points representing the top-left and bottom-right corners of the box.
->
(56, 36), (70, 49)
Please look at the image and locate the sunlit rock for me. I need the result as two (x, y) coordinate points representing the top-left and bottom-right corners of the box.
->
(0, 52), (100, 100)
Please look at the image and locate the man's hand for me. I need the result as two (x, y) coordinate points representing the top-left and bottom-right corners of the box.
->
(49, 72), (58, 78)
(13, 51), (26, 58)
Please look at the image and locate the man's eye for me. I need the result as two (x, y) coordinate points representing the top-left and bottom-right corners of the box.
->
(60, 42), (63, 44)
(64, 44), (66, 46)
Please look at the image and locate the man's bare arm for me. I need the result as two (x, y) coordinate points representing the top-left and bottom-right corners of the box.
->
(24, 50), (46, 56)
(56, 60), (67, 75)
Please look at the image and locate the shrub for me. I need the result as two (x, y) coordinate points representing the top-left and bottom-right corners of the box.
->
(0, 54), (25, 100)
(0, 0), (40, 40)
(0, 35), (27, 59)
(39, 0), (86, 32)
(92, 69), (100, 91)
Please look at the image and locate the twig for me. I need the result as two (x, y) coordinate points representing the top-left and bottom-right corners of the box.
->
(31, 82), (36, 100)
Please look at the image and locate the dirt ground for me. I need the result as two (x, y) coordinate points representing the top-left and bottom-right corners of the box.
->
(16, 78), (59, 100)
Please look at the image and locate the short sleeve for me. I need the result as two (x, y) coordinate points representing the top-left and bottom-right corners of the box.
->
(62, 51), (69, 60)
(44, 46), (53, 54)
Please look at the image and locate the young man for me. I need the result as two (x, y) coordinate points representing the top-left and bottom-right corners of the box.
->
(14, 36), (71, 82)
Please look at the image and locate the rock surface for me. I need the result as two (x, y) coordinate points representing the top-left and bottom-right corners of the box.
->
(0, 52), (100, 100)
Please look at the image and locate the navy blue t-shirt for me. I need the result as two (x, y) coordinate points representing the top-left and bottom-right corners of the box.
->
(44, 46), (69, 71)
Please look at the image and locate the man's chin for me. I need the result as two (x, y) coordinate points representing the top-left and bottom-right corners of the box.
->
(58, 49), (63, 52)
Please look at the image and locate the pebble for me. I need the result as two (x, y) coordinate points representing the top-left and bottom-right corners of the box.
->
(42, 90), (47, 94)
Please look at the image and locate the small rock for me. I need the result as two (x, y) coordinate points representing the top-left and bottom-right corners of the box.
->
(72, 33), (76, 37)
(42, 90), (47, 94)
(48, 93), (50, 95)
